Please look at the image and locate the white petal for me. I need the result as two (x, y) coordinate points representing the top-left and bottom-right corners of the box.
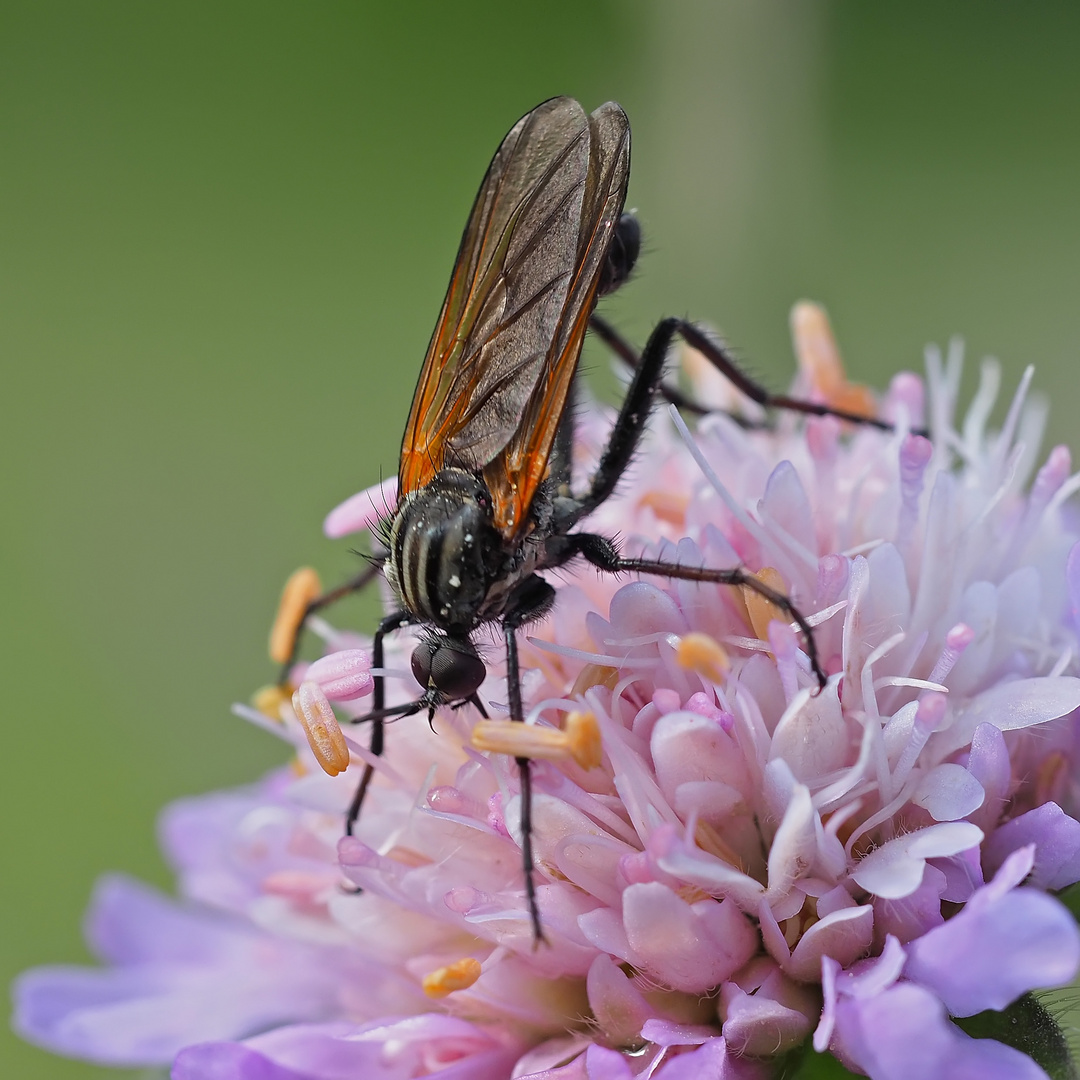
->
(851, 822), (984, 899)
(769, 682), (849, 783)
(930, 676), (1080, 758)
(912, 763), (985, 821)
(766, 783), (817, 903)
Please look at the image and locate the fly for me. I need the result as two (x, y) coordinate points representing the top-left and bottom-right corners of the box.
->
(274, 97), (892, 943)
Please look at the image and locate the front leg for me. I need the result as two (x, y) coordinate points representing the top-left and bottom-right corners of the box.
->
(501, 574), (556, 945)
(345, 608), (413, 835)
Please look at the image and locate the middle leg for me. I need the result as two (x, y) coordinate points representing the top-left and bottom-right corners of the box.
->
(553, 531), (827, 691)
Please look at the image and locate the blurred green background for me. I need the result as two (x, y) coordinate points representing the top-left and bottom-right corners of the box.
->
(3, 2), (1080, 1076)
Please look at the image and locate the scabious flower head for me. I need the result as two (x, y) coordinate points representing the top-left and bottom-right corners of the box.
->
(14, 304), (1080, 1079)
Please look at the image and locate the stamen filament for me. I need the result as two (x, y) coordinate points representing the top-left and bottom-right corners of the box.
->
(471, 711), (602, 771)
(269, 567), (322, 664)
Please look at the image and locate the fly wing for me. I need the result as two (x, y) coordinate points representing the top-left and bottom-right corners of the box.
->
(398, 99), (627, 512)
(483, 102), (631, 534)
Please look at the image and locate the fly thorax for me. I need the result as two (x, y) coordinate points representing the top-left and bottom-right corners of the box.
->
(385, 469), (501, 631)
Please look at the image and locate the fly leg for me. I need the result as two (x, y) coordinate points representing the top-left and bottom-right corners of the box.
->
(501, 575), (557, 945)
(589, 314), (913, 433)
(589, 313), (711, 418)
(345, 608), (414, 835)
(564, 316), (679, 527)
(554, 532), (828, 691)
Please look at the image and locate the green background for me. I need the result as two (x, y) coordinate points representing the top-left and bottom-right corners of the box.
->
(3, 2), (1080, 1076)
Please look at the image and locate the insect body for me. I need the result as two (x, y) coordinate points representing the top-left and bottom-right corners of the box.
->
(281, 97), (849, 942)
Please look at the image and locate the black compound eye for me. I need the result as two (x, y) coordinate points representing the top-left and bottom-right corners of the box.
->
(410, 644), (433, 688)
(411, 639), (485, 699)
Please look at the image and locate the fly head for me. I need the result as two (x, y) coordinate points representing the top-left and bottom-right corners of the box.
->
(411, 634), (486, 702)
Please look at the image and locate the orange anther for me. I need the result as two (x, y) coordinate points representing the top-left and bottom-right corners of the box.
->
(676, 632), (730, 684)
(269, 567), (322, 665)
(252, 683), (293, 723)
(422, 957), (482, 998)
(564, 710), (603, 771)
(791, 301), (876, 420)
(742, 567), (787, 642)
(291, 681), (350, 776)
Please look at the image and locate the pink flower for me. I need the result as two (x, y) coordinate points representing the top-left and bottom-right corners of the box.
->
(14, 305), (1080, 1078)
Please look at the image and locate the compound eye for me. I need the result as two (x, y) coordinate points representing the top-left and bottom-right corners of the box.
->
(413, 639), (485, 700)
(410, 644), (433, 688)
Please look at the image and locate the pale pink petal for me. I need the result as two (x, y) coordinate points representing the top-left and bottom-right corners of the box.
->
(323, 478), (397, 539)
(620, 883), (757, 994)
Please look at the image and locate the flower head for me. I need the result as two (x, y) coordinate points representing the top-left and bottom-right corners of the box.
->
(14, 304), (1080, 1078)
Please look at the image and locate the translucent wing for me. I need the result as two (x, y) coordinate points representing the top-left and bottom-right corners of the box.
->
(484, 103), (630, 534)
(399, 98), (631, 536)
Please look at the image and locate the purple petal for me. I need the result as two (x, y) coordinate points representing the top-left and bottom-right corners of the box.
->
(1067, 540), (1080, 638)
(582, 1044), (635, 1080)
(86, 874), (245, 965)
(175, 1017), (523, 1080)
(173, 1040), (319, 1079)
(834, 982), (1049, 1080)
(930, 845), (983, 903)
(653, 1037), (766, 1080)
(814, 937), (908, 1053)
(12, 876), (355, 1067)
(510, 1036), (594, 1079)
(904, 847), (1080, 1015)
(985, 802), (1080, 891)
(965, 724), (1010, 833)
(872, 865), (946, 945)
(159, 777), (327, 912)
(513, 1040), (648, 1080)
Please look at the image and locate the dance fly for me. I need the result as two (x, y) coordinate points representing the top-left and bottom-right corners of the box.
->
(273, 97), (860, 942)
